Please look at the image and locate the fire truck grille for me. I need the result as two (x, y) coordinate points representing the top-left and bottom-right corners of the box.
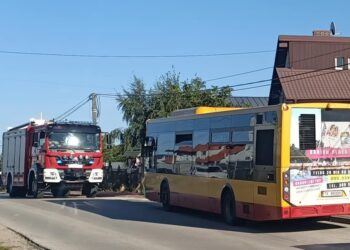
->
(60, 169), (88, 181)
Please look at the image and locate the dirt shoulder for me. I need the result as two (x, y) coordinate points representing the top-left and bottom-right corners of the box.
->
(0, 224), (44, 250)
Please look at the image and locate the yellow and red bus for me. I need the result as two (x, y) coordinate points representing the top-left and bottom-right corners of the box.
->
(143, 103), (350, 224)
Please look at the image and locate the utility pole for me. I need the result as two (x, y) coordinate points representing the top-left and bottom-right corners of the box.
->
(90, 93), (98, 125)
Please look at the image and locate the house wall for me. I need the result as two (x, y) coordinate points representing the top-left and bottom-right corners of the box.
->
(289, 42), (350, 70)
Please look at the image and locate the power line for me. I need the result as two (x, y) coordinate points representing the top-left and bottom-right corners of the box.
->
(234, 83), (271, 92)
(224, 61), (350, 90)
(53, 46), (350, 119)
(54, 96), (90, 121)
(205, 67), (272, 82)
(96, 61), (350, 97)
(233, 68), (346, 92)
(204, 46), (350, 82)
(0, 49), (275, 58)
(54, 64), (349, 120)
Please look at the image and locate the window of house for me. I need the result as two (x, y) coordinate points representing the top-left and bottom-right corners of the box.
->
(335, 57), (344, 70)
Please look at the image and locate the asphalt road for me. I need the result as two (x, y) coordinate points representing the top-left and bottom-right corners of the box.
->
(0, 193), (350, 250)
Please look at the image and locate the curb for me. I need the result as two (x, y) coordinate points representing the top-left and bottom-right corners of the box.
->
(7, 227), (49, 250)
(96, 191), (143, 198)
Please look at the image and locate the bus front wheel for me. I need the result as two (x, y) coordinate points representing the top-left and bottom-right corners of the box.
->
(160, 182), (172, 211)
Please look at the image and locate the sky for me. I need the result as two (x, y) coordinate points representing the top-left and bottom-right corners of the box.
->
(1, 0), (350, 142)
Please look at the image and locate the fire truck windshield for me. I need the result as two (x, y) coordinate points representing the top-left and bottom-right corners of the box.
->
(48, 132), (100, 151)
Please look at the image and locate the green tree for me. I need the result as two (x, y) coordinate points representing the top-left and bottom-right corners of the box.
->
(148, 71), (181, 118)
(116, 70), (233, 149)
(103, 144), (126, 163)
(116, 77), (150, 148)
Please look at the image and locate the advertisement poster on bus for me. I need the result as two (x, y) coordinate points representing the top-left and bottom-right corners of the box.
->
(289, 108), (350, 206)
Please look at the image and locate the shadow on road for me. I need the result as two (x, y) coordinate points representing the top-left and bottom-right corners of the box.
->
(293, 243), (350, 250)
(46, 197), (346, 233)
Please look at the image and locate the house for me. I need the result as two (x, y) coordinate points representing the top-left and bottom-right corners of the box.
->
(268, 30), (350, 105)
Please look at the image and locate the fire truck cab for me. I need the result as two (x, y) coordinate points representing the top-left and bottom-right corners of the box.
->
(1, 120), (104, 198)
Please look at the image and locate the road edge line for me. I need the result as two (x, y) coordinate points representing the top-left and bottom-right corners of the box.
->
(6, 226), (50, 250)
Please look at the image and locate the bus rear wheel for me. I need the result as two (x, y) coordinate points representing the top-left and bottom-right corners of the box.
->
(222, 191), (243, 226)
(160, 182), (172, 211)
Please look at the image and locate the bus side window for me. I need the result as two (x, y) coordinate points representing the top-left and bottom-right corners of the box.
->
(175, 133), (193, 175)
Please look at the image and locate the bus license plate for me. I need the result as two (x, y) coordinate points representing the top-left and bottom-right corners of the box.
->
(321, 190), (343, 197)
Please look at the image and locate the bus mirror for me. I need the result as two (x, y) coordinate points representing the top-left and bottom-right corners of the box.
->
(144, 136), (155, 147)
(299, 114), (316, 150)
(142, 137), (155, 157)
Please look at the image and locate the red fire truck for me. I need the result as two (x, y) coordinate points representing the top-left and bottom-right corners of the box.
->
(1, 120), (105, 198)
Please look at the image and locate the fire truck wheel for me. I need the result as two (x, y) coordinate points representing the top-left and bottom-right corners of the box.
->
(7, 176), (18, 198)
(29, 173), (39, 198)
(8, 186), (26, 198)
(7, 176), (13, 194)
(84, 184), (98, 198)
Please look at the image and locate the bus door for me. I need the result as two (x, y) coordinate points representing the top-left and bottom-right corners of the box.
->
(252, 124), (278, 217)
(253, 126), (276, 182)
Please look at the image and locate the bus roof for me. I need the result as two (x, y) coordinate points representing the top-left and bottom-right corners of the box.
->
(147, 102), (350, 125)
(147, 104), (282, 124)
(170, 106), (244, 117)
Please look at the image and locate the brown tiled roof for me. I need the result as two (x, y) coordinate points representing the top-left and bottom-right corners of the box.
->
(279, 35), (350, 43)
(276, 68), (350, 102)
